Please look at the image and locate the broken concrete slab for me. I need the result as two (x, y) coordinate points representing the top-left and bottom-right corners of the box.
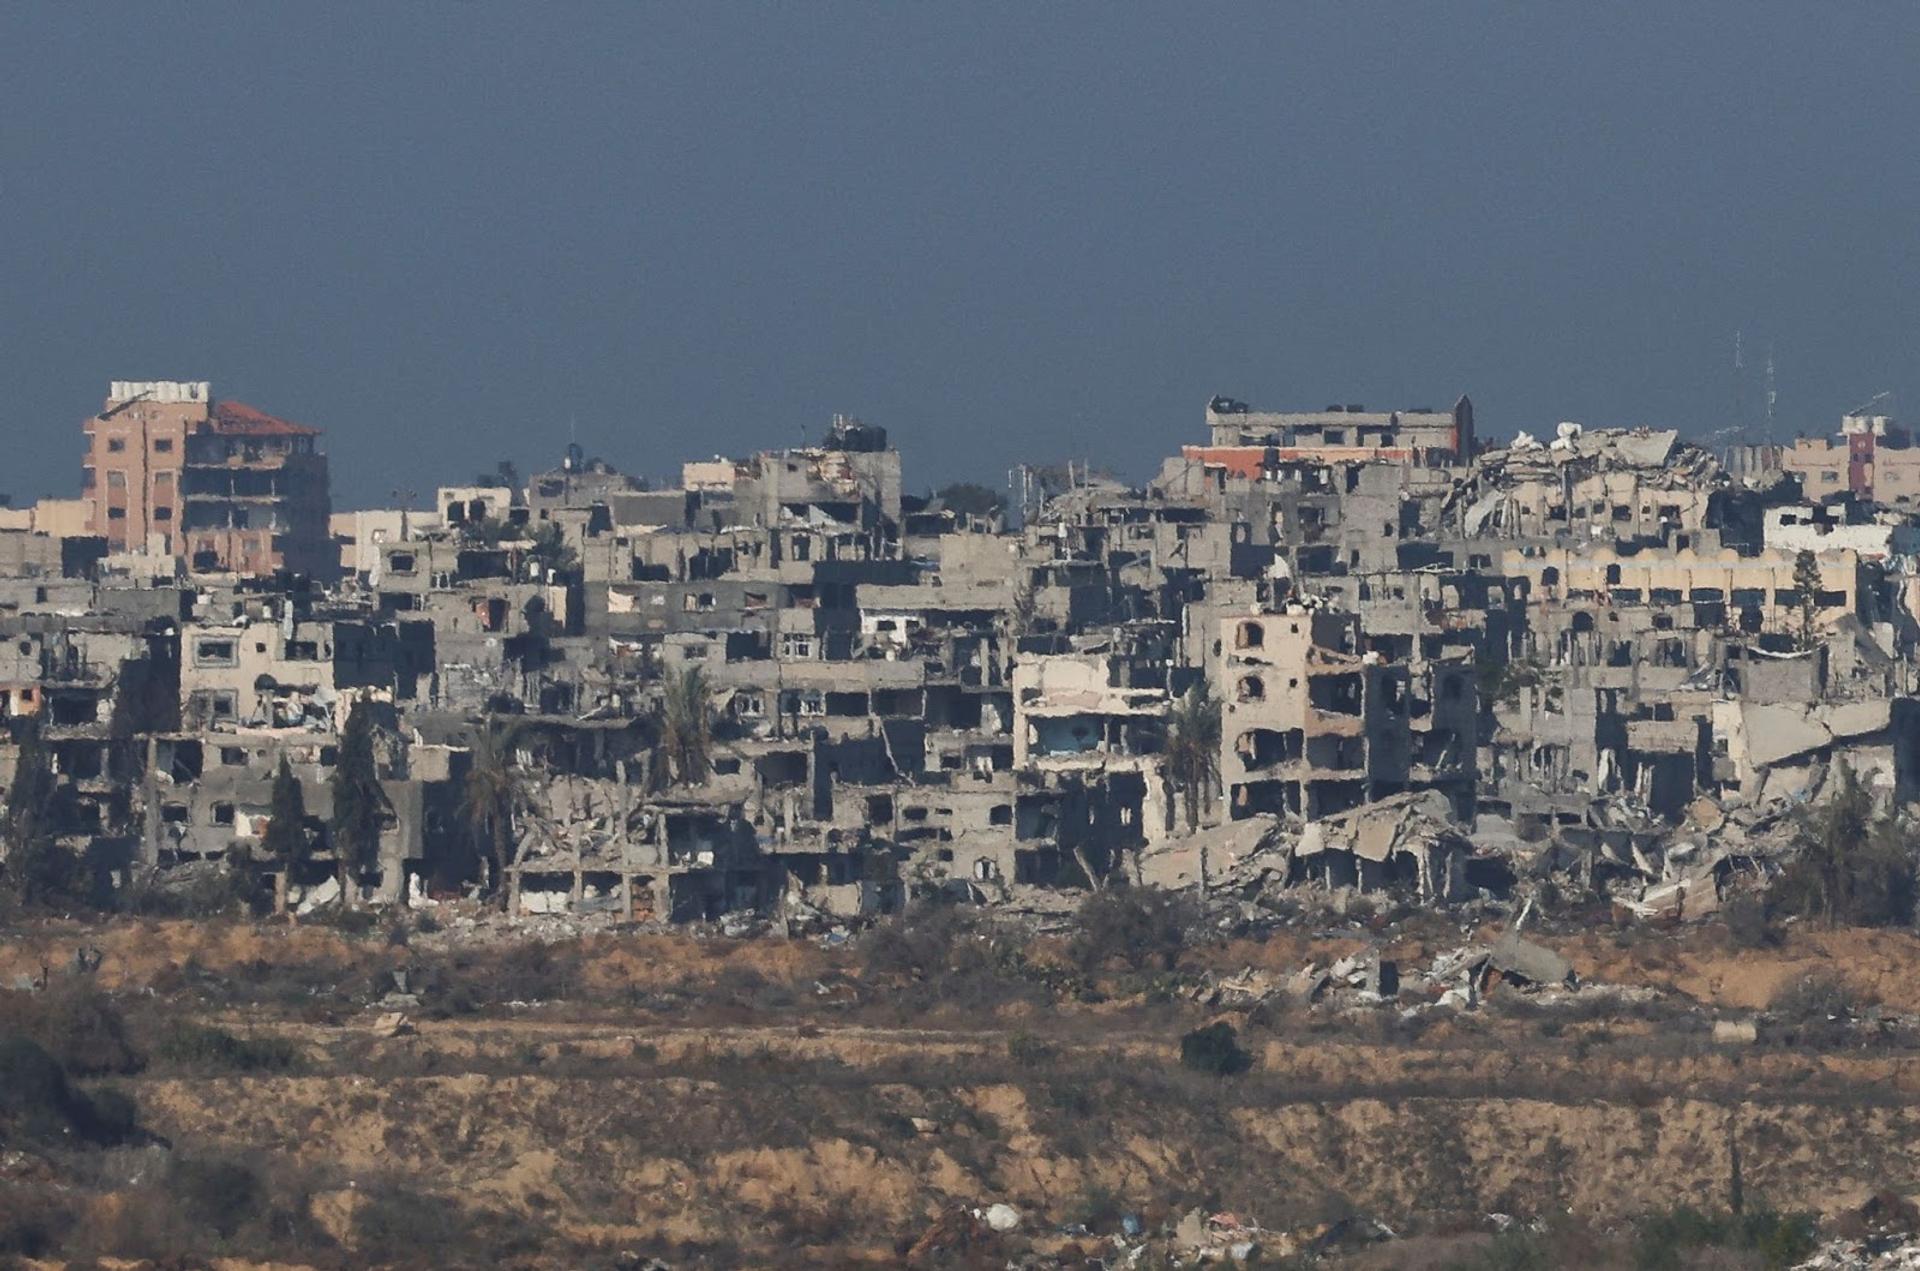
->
(1284, 966), (1331, 1003)
(295, 876), (342, 915)
(1741, 703), (1833, 769)
(371, 1011), (414, 1038)
(1822, 698), (1892, 740)
(1139, 817), (1279, 891)
(1685, 797), (1726, 833)
(1711, 1019), (1758, 1045)
(1488, 931), (1574, 987)
(983, 1203), (1021, 1232)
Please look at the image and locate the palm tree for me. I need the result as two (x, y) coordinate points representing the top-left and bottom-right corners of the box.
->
(654, 668), (713, 789)
(461, 726), (526, 910)
(1165, 679), (1222, 834)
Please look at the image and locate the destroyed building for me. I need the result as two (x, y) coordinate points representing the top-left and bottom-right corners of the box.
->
(83, 381), (334, 579)
(9, 380), (1920, 924)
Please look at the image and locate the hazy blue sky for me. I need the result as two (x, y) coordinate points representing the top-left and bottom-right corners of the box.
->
(5, 5), (1920, 507)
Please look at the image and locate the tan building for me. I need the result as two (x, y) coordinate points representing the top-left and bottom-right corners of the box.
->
(1780, 437), (1850, 501)
(1221, 608), (1477, 823)
(1203, 395), (1475, 463)
(31, 499), (91, 538)
(1874, 448), (1920, 506)
(83, 380), (210, 552)
(1502, 544), (1866, 637)
(81, 380), (332, 577)
(330, 508), (442, 580)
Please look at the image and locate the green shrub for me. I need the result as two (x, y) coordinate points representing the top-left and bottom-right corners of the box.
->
(1770, 763), (1916, 929)
(116, 862), (259, 919)
(166, 1153), (264, 1239)
(0, 1032), (137, 1144)
(1069, 888), (1187, 974)
(0, 981), (142, 1075)
(1633, 1205), (1816, 1271)
(1442, 1231), (1550, 1271)
(1007, 1030), (1055, 1068)
(151, 1023), (301, 1074)
(861, 905), (971, 982)
(1722, 894), (1780, 950)
(1767, 974), (1868, 1050)
(1179, 1022), (1251, 1077)
(311, 905), (382, 936)
(0, 1033), (82, 1141)
(0, 1186), (71, 1257)
(1065, 1181), (1127, 1231)
(353, 1181), (474, 1263)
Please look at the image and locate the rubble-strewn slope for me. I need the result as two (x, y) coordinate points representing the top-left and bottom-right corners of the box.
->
(124, 1031), (1920, 1262)
(12, 915), (1920, 1266)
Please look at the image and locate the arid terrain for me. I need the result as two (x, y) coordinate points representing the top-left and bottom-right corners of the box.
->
(3, 901), (1920, 1269)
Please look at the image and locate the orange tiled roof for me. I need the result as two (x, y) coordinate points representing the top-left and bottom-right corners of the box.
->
(210, 400), (320, 437)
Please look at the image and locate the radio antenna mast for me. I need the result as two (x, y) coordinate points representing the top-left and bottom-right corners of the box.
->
(1731, 329), (1746, 438)
(1764, 345), (1777, 440)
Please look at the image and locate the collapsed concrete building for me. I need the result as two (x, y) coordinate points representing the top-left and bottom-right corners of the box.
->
(9, 380), (1920, 922)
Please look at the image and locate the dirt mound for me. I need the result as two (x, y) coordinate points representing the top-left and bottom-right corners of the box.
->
(1560, 926), (1920, 1011)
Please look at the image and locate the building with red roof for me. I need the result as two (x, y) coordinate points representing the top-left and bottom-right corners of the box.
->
(82, 381), (333, 578)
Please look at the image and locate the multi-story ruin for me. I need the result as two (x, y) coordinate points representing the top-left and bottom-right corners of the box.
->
(82, 380), (333, 578)
(8, 378), (1920, 923)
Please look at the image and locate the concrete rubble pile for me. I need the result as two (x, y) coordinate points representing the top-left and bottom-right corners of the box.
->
(1795, 1243), (1920, 1270)
(910, 1200), (1395, 1267)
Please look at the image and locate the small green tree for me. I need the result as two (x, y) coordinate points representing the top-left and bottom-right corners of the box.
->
(1069, 887), (1187, 973)
(1, 722), (92, 909)
(458, 513), (509, 548)
(1180, 1022), (1252, 1077)
(525, 520), (579, 576)
(1792, 549), (1822, 652)
(329, 701), (387, 906)
(260, 757), (309, 874)
(109, 655), (180, 736)
(1774, 761), (1916, 927)
(1164, 680), (1222, 833)
(3, 722), (59, 861)
(654, 669), (713, 788)
(460, 727), (526, 910)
